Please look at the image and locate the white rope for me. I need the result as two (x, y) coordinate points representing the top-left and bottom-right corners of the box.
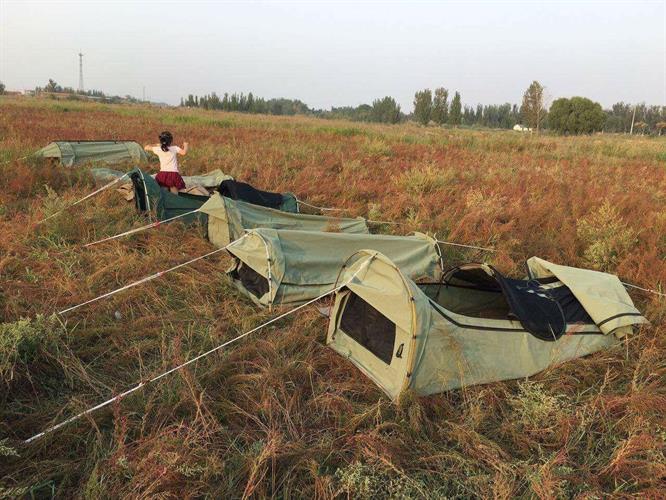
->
(25, 273), (357, 444)
(435, 239), (495, 252)
(0, 153), (33, 166)
(36, 173), (129, 225)
(366, 219), (404, 226)
(622, 281), (666, 298)
(58, 245), (231, 315)
(84, 209), (200, 248)
(295, 197), (347, 212)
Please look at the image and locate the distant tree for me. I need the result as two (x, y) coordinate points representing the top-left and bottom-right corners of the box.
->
(520, 81), (547, 132)
(463, 105), (475, 125)
(45, 79), (60, 93)
(0, 81), (5, 95)
(449, 91), (462, 126)
(548, 96), (606, 134)
(604, 102), (633, 133)
(413, 89), (432, 125)
(431, 87), (449, 125)
(371, 96), (402, 124)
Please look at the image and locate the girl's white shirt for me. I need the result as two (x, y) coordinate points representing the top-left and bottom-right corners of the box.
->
(151, 146), (182, 172)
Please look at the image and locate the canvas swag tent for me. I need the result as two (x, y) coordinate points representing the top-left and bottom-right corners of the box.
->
(226, 229), (444, 308)
(36, 140), (147, 167)
(327, 251), (648, 400)
(128, 168), (303, 225)
(200, 193), (369, 247)
(130, 167), (210, 225)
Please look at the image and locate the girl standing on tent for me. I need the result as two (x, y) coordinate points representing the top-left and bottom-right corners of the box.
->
(144, 131), (189, 194)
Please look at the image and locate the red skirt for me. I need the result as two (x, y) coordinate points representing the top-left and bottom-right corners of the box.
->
(155, 171), (186, 190)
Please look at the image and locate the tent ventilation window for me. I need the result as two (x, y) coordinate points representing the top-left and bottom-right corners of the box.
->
(231, 262), (269, 299)
(339, 292), (396, 365)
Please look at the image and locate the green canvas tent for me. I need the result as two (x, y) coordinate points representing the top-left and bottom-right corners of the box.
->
(226, 229), (443, 308)
(36, 141), (147, 167)
(200, 193), (369, 247)
(327, 251), (648, 400)
(129, 168), (209, 225)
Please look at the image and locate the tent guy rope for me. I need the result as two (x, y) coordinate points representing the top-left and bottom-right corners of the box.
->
(84, 209), (201, 247)
(295, 197), (348, 212)
(25, 268), (362, 444)
(435, 239), (496, 252)
(58, 243), (235, 315)
(621, 281), (666, 298)
(36, 173), (129, 225)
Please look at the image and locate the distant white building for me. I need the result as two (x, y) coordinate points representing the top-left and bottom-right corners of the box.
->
(513, 124), (533, 132)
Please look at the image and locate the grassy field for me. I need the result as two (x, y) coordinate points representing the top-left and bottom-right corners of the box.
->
(0, 97), (664, 498)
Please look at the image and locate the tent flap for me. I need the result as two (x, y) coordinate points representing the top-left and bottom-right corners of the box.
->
(526, 257), (648, 335)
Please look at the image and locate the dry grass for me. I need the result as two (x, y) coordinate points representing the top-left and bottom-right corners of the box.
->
(0, 96), (664, 498)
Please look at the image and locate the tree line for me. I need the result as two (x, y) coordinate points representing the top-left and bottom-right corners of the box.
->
(180, 83), (665, 135)
(181, 92), (404, 123)
(181, 92), (310, 116)
(409, 81), (666, 135)
(30, 79), (143, 104)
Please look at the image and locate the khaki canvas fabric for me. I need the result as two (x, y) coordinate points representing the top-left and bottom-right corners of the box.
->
(226, 229), (443, 307)
(201, 194), (369, 247)
(36, 141), (147, 167)
(327, 251), (647, 400)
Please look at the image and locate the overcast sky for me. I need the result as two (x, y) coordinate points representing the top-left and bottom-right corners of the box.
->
(1, 0), (664, 109)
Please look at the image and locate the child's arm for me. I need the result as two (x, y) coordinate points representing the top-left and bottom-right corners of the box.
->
(177, 142), (189, 156)
(144, 144), (158, 152)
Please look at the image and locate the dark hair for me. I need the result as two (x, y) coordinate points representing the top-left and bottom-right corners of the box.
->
(159, 131), (173, 152)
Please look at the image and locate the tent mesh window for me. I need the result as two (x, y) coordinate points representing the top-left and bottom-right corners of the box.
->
(339, 292), (396, 365)
(231, 262), (269, 299)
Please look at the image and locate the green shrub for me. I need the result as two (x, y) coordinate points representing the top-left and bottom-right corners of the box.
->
(576, 201), (637, 270)
(334, 461), (431, 499)
(397, 165), (452, 196)
(509, 381), (567, 429)
(362, 138), (392, 157)
(0, 314), (65, 385)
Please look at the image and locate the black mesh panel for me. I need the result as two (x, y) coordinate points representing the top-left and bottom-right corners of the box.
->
(339, 292), (396, 365)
